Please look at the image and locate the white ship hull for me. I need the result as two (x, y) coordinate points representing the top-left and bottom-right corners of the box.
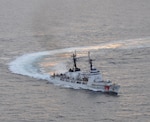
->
(51, 76), (120, 95)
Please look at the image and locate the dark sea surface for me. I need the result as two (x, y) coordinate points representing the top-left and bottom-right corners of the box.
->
(0, 0), (150, 122)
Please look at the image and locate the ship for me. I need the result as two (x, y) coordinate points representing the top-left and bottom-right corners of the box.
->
(51, 51), (120, 95)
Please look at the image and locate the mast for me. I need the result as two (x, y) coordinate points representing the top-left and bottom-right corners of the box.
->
(88, 52), (93, 70)
(72, 51), (80, 71)
(72, 51), (77, 69)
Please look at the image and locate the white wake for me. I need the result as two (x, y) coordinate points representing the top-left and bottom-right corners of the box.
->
(9, 38), (150, 87)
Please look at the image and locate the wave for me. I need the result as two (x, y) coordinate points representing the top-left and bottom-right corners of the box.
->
(9, 51), (51, 80)
(8, 47), (87, 81)
(9, 37), (150, 84)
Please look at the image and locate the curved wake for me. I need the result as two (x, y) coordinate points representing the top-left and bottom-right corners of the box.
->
(9, 38), (150, 85)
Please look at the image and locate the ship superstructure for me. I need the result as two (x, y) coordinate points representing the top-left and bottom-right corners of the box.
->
(51, 52), (120, 94)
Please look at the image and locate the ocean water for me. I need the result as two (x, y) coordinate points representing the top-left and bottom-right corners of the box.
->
(0, 0), (150, 122)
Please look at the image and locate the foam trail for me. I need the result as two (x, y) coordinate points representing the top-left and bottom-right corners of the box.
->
(9, 51), (51, 80)
(9, 47), (86, 81)
(9, 37), (150, 83)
